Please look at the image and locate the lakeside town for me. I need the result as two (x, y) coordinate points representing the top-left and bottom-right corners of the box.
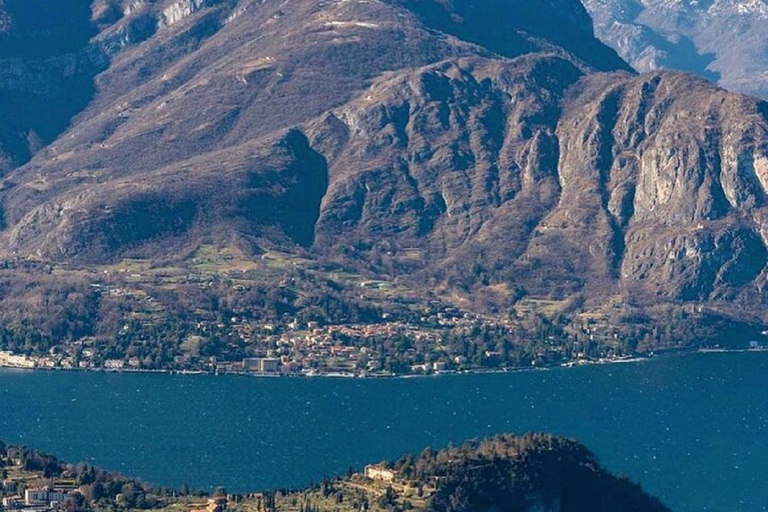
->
(0, 245), (763, 379)
(0, 300), (651, 377)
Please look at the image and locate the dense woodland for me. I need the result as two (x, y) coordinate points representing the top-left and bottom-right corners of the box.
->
(396, 434), (671, 512)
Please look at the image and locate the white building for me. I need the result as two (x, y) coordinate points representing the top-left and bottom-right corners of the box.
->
(0, 351), (35, 368)
(364, 465), (396, 482)
(24, 488), (67, 506)
(104, 359), (125, 370)
(3, 496), (20, 508)
(242, 357), (281, 373)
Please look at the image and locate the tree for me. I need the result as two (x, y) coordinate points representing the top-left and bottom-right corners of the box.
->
(378, 486), (396, 507)
(91, 482), (104, 502)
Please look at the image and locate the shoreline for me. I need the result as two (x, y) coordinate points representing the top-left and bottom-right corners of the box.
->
(0, 354), (658, 379)
(2, 347), (765, 380)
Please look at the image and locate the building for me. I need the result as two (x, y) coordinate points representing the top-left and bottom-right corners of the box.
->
(364, 465), (396, 482)
(0, 351), (35, 368)
(2, 496), (21, 508)
(103, 359), (125, 370)
(242, 358), (281, 373)
(52, 478), (79, 492)
(24, 488), (66, 506)
(191, 497), (227, 512)
(208, 497), (227, 512)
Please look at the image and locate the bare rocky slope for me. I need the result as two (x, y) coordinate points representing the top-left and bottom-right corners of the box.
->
(1, 0), (767, 347)
(582, 0), (768, 100)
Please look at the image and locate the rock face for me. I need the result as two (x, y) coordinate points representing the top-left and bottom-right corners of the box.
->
(0, 0), (767, 326)
(308, 61), (768, 310)
(582, 0), (768, 100)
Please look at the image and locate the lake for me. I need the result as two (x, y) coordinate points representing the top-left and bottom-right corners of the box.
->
(2, 351), (768, 511)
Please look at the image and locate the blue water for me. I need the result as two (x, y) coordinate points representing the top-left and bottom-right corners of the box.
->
(2, 352), (768, 511)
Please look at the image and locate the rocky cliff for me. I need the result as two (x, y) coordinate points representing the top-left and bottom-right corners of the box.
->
(306, 59), (768, 314)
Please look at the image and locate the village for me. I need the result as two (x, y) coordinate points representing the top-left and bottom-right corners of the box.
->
(1, 476), (81, 512)
(0, 309), (509, 376)
(0, 297), (639, 378)
(0, 445), (88, 512)
(0, 246), (711, 379)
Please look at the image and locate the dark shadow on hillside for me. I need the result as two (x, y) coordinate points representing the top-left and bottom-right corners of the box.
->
(0, 0), (97, 58)
(0, 0), (103, 170)
(238, 130), (329, 249)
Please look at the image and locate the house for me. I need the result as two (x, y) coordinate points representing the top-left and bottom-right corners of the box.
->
(0, 351), (35, 368)
(364, 464), (396, 482)
(2, 496), (21, 508)
(24, 488), (66, 506)
(52, 478), (79, 492)
(208, 497), (227, 512)
(242, 358), (281, 373)
(192, 497), (227, 512)
(103, 359), (125, 370)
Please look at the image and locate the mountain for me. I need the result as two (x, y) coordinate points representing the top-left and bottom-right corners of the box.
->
(1, 434), (671, 511)
(582, 0), (768, 100)
(0, 0), (629, 266)
(0, 0), (767, 360)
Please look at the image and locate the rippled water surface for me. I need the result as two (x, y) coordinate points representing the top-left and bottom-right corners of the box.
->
(3, 351), (768, 512)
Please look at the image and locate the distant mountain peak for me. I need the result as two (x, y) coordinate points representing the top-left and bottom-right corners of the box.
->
(583, 0), (768, 98)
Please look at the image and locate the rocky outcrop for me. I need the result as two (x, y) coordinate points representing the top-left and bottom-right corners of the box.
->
(160, 0), (207, 28)
(306, 61), (768, 307)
